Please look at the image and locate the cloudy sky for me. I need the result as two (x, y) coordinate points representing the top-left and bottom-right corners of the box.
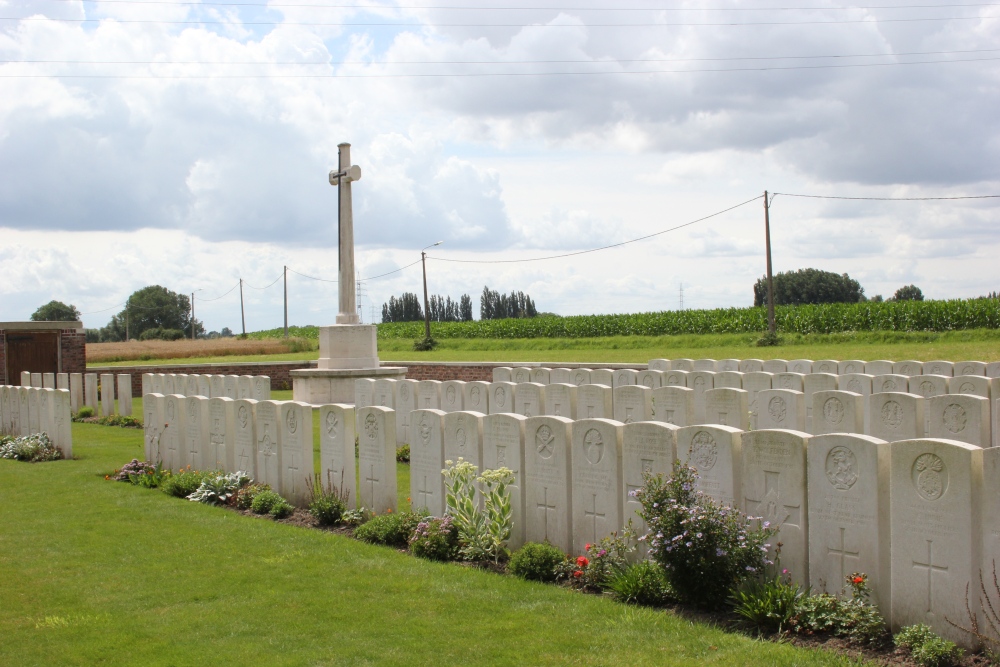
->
(0, 0), (997, 333)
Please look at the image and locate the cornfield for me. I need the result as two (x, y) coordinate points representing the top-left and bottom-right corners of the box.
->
(246, 298), (1000, 341)
(87, 337), (315, 363)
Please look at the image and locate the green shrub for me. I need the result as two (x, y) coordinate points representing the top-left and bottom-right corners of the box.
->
(75, 406), (95, 419)
(307, 472), (350, 527)
(250, 490), (285, 515)
(0, 433), (62, 462)
(160, 468), (211, 498)
(354, 511), (423, 547)
(790, 573), (887, 646)
(341, 508), (368, 526)
(97, 414), (143, 429)
(508, 542), (565, 582)
(408, 516), (459, 561)
(443, 459), (514, 562)
(396, 444), (410, 463)
(731, 570), (805, 635)
(608, 561), (671, 606)
(635, 461), (775, 609)
(234, 483), (270, 510)
(895, 624), (964, 667)
(412, 337), (437, 351)
(187, 471), (250, 505)
(558, 532), (632, 592)
(269, 500), (294, 519)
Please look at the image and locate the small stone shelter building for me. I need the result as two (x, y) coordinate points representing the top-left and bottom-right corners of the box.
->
(0, 321), (86, 385)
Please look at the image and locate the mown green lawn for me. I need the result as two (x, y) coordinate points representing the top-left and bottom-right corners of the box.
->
(0, 420), (867, 666)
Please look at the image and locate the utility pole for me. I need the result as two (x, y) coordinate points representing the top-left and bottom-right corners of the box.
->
(239, 278), (246, 336)
(679, 282), (684, 311)
(421, 241), (444, 340)
(764, 190), (776, 335)
(125, 296), (130, 341)
(191, 292), (195, 340)
(283, 265), (288, 338)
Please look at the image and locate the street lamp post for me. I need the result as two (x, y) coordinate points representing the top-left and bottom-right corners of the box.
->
(421, 241), (444, 340)
(191, 289), (203, 340)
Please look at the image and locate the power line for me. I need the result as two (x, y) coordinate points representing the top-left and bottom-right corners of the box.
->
(429, 195), (762, 265)
(288, 259), (422, 283)
(197, 280), (241, 301)
(773, 192), (1000, 201)
(5, 56), (996, 78)
(7, 48), (997, 66)
(287, 267), (337, 283)
(242, 272), (283, 290)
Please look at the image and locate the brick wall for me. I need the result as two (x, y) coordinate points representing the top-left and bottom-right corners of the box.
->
(0, 335), (6, 385)
(60, 330), (86, 375)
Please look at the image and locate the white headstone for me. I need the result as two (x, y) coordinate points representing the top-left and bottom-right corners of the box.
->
(209, 375), (225, 399)
(223, 375), (238, 400)
(15, 387), (28, 436)
(252, 376), (270, 401)
(483, 412), (528, 549)
(395, 379), (418, 445)
(141, 373), (152, 398)
(756, 389), (806, 431)
(463, 381), (490, 414)
(443, 411), (484, 485)
(676, 424), (742, 508)
(183, 396), (206, 471)
(893, 360), (922, 377)
(544, 383), (578, 420)
(868, 392), (924, 442)
(703, 387), (749, 430)
(42, 373), (55, 389)
(194, 375), (210, 397)
(571, 419), (623, 554)
(143, 394), (165, 463)
(718, 359), (740, 373)
(739, 359), (764, 373)
(910, 374), (950, 399)
(514, 382), (545, 419)
(762, 359), (788, 374)
(613, 385), (652, 425)
(923, 361), (954, 377)
(687, 371), (715, 423)
(576, 384), (613, 420)
(232, 399), (258, 478)
(774, 372), (805, 392)
(279, 401), (315, 506)
(865, 360), (894, 376)
(100, 373), (115, 416)
(524, 415), (573, 552)
(28, 388), (41, 434)
(648, 359), (670, 372)
(373, 378), (396, 409)
(52, 389), (72, 457)
(926, 394), (990, 448)
(714, 371), (743, 389)
(803, 373), (838, 432)
(530, 368), (551, 385)
(357, 405), (397, 514)
(356, 378), (375, 409)
(493, 367), (512, 383)
(983, 447), (1000, 605)
(117, 374), (133, 416)
(38, 388), (54, 438)
(955, 361), (986, 377)
(815, 359), (842, 375)
(440, 381), (465, 413)
(889, 438), (983, 649)
(621, 421), (677, 545)
(650, 386), (694, 427)
(69, 373), (83, 413)
(812, 390), (865, 436)
(0, 386), (10, 435)
(488, 382), (516, 415)
(319, 404), (356, 507)
(571, 368), (592, 386)
(693, 359), (717, 372)
(20, 371), (31, 387)
(417, 380), (441, 409)
(255, 400), (282, 492)
(590, 369), (614, 388)
(789, 359), (814, 374)
(56, 373), (68, 390)
(742, 429), (810, 586)
(873, 373), (909, 393)
(671, 359), (694, 372)
(948, 375), (991, 399)
(613, 369), (638, 388)
(150, 373), (164, 395)
(636, 370), (662, 390)
(410, 409), (446, 516)
(512, 367), (532, 384)
(205, 397), (235, 471)
(662, 369), (688, 388)
(238, 375), (253, 400)
(808, 434), (889, 605)
(744, 371), (773, 430)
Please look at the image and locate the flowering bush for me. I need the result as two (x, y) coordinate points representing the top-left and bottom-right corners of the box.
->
(790, 572), (888, 645)
(558, 532), (633, 592)
(109, 458), (167, 488)
(0, 433), (62, 462)
(442, 458), (514, 563)
(234, 483), (271, 510)
(187, 471), (251, 505)
(409, 516), (459, 561)
(634, 461), (775, 608)
(731, 562), (804, 634)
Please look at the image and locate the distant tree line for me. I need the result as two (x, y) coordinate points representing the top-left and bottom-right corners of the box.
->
(381, 292), (473, 323)
(480, 287), (537, 320)
(753, 268), (928, 307)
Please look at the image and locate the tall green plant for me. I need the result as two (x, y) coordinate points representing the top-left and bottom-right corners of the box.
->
(442, 458), (514, 563)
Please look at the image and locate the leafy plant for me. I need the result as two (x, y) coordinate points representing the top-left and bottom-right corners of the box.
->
(341, 508), (369, 526)
(234, 483), (270, 510)
(307, 472), (350, 527)
(0, 433), (62, 462)
(408, 516), (459, 561)
(187, 471), (250, 505)
(508, 542), (566, 583)
(895, 624), (964, 667)
(250, 489), (285, 515)
(354, 511), (424, 547)
(269, 499), (294, 519)
(634, 461), (775, 609)
(96, 415), (143, 429)
(790, 573), (887, 646)
(442, 458), (515, 563)
(395, 444), (410, 463)
(160, 467), (211, 498)
(74, 406), (95, 419)
(609, 561), (672, 607)
(731, 566), (805, 635)
(559, 532), (633, 592)
(948, 559), (1000, 658)
(110, 458), (167, 488)
(413, 337), (437, 351)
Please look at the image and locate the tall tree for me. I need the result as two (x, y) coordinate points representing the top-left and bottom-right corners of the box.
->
(99, 285), (202, 341)
(891, 284), (924, 302)
(753, 268), (865, 307)
(31, 300), (81, 322)
(479, 286), (538, 320)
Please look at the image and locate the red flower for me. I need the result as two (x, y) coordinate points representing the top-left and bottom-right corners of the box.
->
(572, 570), (583, 578)
(585, 543), (591, 551)
(576, 556), (589, 568)
(852, 576), (864, 584)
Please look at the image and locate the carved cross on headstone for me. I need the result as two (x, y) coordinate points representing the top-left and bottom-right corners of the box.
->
(285, 448), (301, 498)
(828, 526), (860, 588)
(329, 142), (362, 324)
(913, 539), (948, 613)
(365, 463), (379, 506)
(745, 470), (801, 528)
(584, 493), (606, 542)
(537, 487), (558, 541)
(417, 475), (434, 508)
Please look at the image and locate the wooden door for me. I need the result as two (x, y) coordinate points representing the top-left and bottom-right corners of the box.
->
(6, 332), (59, 384)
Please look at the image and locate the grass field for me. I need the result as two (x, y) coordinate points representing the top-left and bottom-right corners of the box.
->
(0, 410), (865, 666)
(87, 337), (317, 364)
(89, 329), (1000, 367)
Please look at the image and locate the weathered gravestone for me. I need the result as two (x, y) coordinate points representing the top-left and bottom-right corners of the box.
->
(923, 361), (954, 377)
(865, 360), (894, 376)
(373, 378), (396, 409)
(838, 360), (866, 375)
(488, 382), (516, 415)
(223, 375), (238, 399)
(514, 382), (545, 419)
(840, 373), (873, 397)
(464, 381), (489, 414)
(874, 374), (909, 393)
(410, 409), (447, 516)
(355, 378), (375, 410)
(492, 367), (512, 383)
(196, 375), (211, 398)
(252, 376), (271, 401)
(814, 359), (842, 375)
(531, 368), (550, 385)
(440, 381), (464, 413)
(910, 375), (950, 401)
(789, 359), (814, 374)
(803, 373), (838, 432)
(512, 367), (532, 384)
(775, 372), (805, 392)
(676, 425), (742, 508)
(650, 386), (694, 426)
(100, 373), (115, 416)
(444, 411), (484, 481)
(756, 389), (806, 432)
(687, 371), (715, 423)
(174, 374), (188, 396)
(742, 429), (810, 586)
(744, 372), (773, 430)
(636, 370), (662, 390)
(524, 415), (573, 552)
(808, 434), (889, 606)
(238, 376), (253, 400)
(671, 359), (694, 372)
(255, 400), (282, 492)
(621, 421), (677, 535)
(715, 371), (744, 390)
(868, 392), (924, 442)
(209, 375), (225, 399)
(693, 359), (717, 372)
(357, 406), (397, 514)
(762, 359), (788, 374)
(889, 438), (983, 649)
(811, 390), (865, 436)
(395, 379), (418, 445)
(319, 404), (356, 507)
(70, 373), (83, 413)
(613, 385), (652, 424)
(232, 399), (258, 477)
(571, 419), (623, 555)
(662, 369), (687, 388)
(280, 401), (315, 506)
(893, 360), (922, 377)
(702, 387), (748, 430)
(483, 413), (527, 549)
(590, 369), (614, 388)
(718, 359), (740, 372)
(417, 380), (441, 410)
(576, 384), (612, 420)
(550, 369), (572, 385)
(955, 361), (986, 376)
(949, 375), (991, 399)
(117, 375), (133, 416)
(571, 368), (592, 386)
(150, 373), (164, 395)
(648, 359), (670, 372)
(926, 394), (990, 448)
(613, 369), (637, 388)
(739, 359), (764, 373)
(183, 396), (206, 471)
(205, 397), (235, 472)
(544, 383), (577, 420)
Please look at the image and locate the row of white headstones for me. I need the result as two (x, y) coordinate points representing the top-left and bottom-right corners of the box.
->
(356, 375), (1000, 449)
(140, 389), (997, 651)
(141, 373), (271, 403)
(0, 385), (73, 457)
